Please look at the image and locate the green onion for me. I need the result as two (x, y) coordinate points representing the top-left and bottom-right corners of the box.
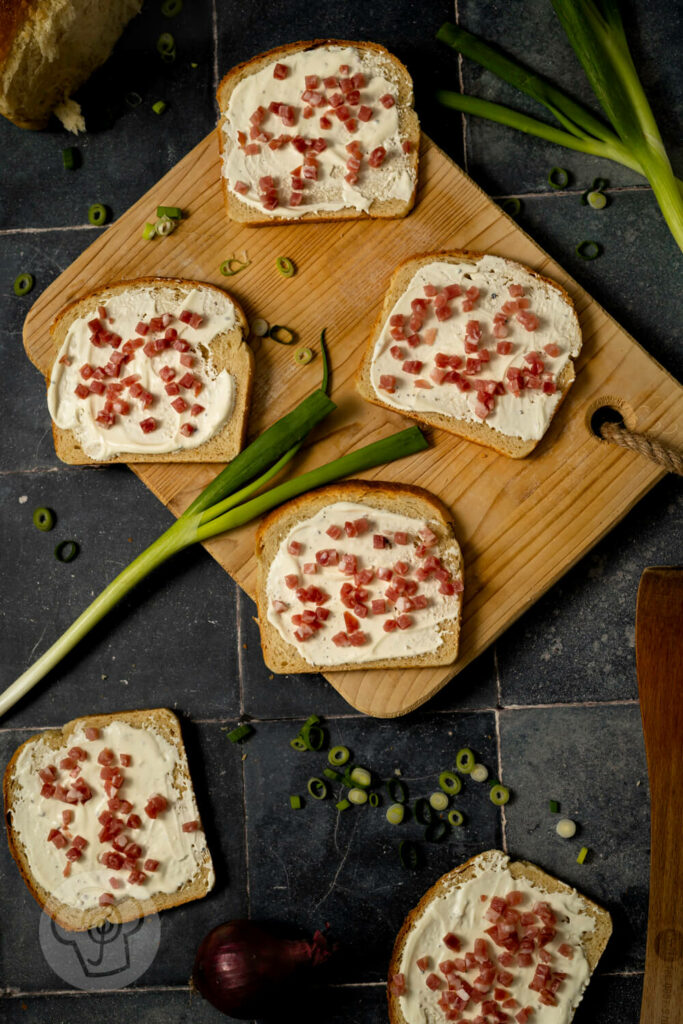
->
(576, 846), (589, 864)
(501, 197), (521, 217)
(387, 778), (408, 804)
(295, 347), (313, 366)
(489, 784), (510, 806)
(251, 317), (269, 337)
(54, 541), (79, 563)
(429, 791), (449, 812)
(328, 745), (350, 766)
(220, 256), (250, 277)
(471, 763), (489, 783)
(369, 792), (380, 807)
(269, 325), (296, 345)
(157, 205), (182, 219)
(349, 766), (371, 788)
(13, 273), (34, 296)
(161, 0), (182, 15)
(323, 767), (341, 781)
(556, 818), (577, 838)
(414, 798), (433, 826)
(576, 239), (602, 260)
(348, 787), (367, 805)
(448, 809), (465, 827)
(587, 189), (607, 209)
(548, 166), (570, 189)
(303, 714), (320, 727)
(436, 14), (683, 252)
(386, 803), (405, 825)
(549, 799), (560, 813)
(455, 747), (475, 774)
(439, 770), (461, 795)
(142, 222), (157, 240)
(425, 820), (448, 843)
(300, 721), (325, 751)
(33, 507), (54, 532)
(276, 256), (296, 277)
(62, 147), (77, 170)
(227, 723), (253, 743)
(290, 737), (307, 751)
(289, 795), (303, 809)
(125, 91), (142, 108)
(152, 100), (167, 115)
(307, 777), (328, 800)
(88, 204), (108, 226)
(336, 798), (351, 812)
(399, 840), (420, 869)
(156, 216), (176, 237)
(157, 32), (175, 55)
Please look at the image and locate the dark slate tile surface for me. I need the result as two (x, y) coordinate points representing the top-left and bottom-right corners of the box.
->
(500, 705), (650, 972)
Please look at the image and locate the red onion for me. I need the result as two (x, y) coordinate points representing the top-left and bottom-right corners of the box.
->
(192, 919), (334, 1018)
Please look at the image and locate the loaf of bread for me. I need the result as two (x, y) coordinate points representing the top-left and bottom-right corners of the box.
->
(45, 277), (253, 464)
(388, 849), (612, 1024)
(0, 0), (142, 131)
(357, 251), (583, 458)
(216, 39), (420, 225)
(3, 708), (214, 932)
(254, 480), (463, 673)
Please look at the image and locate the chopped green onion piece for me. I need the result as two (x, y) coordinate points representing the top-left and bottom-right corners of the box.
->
(425, 819), (448, 843)
(328, 745), (350, 766)
(269, 324), (296, 345)
(323, 767), (341, 781)
(592, 177), (608, 191)
(556, 818), (577, 838)
(13, 273), (34, 297)
(157, 32), (175, 55)
(348, 787), (367, 805)
(190, 61), (198, 68)
(33, 507), (55, 532)
(429, 791), (449, 812)
(386, 802), (405, 825)
(54, 540), (79, 563)
(587, 190), (607, 209)
(276, 256), (296, 277)
(125, 91), (142, 108)
(289, 795), (303, 809)
(161, 0), (182, 15)
(300, 722), (325, 751)
(156, 216), (176, 236)
(471, 763), (489, 783)
(548, 166), (570, 189)
(501, 197), (521, 216)
(439, 770), (461, 795)
(448, 809), (465, 827)
(399, 839), (420, 869)
(88, 204), (108, 226)
(302, 714), (320, 727)
(349, 766), (371, 788)
(336, 798), (351, 811)
(142, 222), (157, 240)
(576, 846), (589, 864)
(290, 737), (306, 751)
(414, 797), (433, 826)
(455, 748), (475, 774)
(489, 784), (510, 806)
(307, 776), (328, 800)
(156, 205), (182, 220)
(369, 792), (380, 807)
(220, 256), (249, 277)
(62, 147), (77, 170)
(227, 723), (253, 743)
(387, 778), (408, 804)
(549, 799), (560, 813)
(295, 347), (313, 366)
(576, 239), (602, 260)
(152, 100), (167, 115)
(251, 317), (269, 337)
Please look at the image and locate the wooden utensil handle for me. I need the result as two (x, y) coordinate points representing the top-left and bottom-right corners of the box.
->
(636, 567), (683, 1024)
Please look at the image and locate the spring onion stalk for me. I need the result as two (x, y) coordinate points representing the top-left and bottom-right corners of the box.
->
(436, 16), (683, 250)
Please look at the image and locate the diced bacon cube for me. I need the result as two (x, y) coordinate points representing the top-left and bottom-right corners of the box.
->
(273, 62), (288, 79)
(332, 631), (351, 647)
(348, 630), (366, 646)
(443, 933), (461, 951)
(326, 524), (342, 539)
(99, 892), (115, 907)
(379, 374), (396, 393)
(397, 614), (413, 629)
(380, 94), (395, 108)
(426, 972), (442, 991)
(171, 397), (188, 414)
(234, 180), (249, 195)
(139, 417), (157, 433)
(74, 383), (91, 399)
(369, 146), (386, 167)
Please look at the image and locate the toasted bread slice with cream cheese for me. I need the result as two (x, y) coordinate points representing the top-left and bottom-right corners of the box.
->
(254, 480), (463, 673)
(3, 708), (214, 932)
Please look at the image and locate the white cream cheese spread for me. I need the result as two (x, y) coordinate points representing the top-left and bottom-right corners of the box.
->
(48, 285), (237, 460)
(221, 44), (416, 217)
(265, 500), (462, 667)
(370, 256), (582, 442)
(10, 720), (213, 911)
(396, 851), (596, 1024)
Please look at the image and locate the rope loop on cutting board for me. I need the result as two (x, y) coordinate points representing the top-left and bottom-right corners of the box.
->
(600, 421), (683, 476)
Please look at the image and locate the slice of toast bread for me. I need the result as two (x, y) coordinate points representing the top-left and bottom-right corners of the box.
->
(216, 39), (419, 225)
(356, 251), (582, 458)
(254, 480), (463, 673)
(4, 708), (214, 931)
(46, 277), (253, 464)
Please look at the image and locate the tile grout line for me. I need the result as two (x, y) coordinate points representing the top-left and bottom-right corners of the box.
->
(493, 644), (508, 853)
(211, 0), (219, 95)
(0, 225), (100, 236)
(453, 0), (469, 174)
(235, 588), (251, 916)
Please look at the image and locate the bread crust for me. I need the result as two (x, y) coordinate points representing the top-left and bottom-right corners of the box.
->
(356, 250), (581, 458)
(387, 849), (613, 1024)
(215, 39), (419, 226)
(3, 708), (214, 932)
(254, 479), (463, 673)
(46, 275), (254, 465)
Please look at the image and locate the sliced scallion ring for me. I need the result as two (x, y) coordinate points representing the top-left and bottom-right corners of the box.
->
(328, 745), (350, 766)
(439, 770), (461, 795)
(227, 723), (253, 743)
(161, 0), (183, 15)
(414, 798), (433, 826)
(455, 747), (475, 774)
(429, 791), (449, 812)
(548, 166), (569, 189)
(125, 91), (142, 108)
(387, 778), (408, 804)
(276, 256), (296, 277)
(556, 818), (577, 838)
(307, 776), (328, 800)
(294, 347), (313, 366)
(152, 100), (167, 115)
(289, 737), (306, 751)
(220, 256), (250, 277)
(386, 802), (405, 825)
(369, 792), (380, 807)
(489, 784), (510, 806)
(157, 32), (176, 55)
(471, 763), (489, 783)
(587, 190), (607, 209)
(62, 147), (77, 170)
(269, 324), (296, 345)
(54, 540), (79, 563)
(399, 839), (420, 869)
(448, 809), (465, 827)
(13, 273), (34, 297)
(425, 819), (448, 843)
(33, 507), (55, 532)
(348, 787), (368, 805)
(142, 222), (157, 240)
(300, 722), (324, 750)
(349, 766), (371, 788)
(156, 216), (176, 236)
(88, 203), (108, 226)
(251, 317), (269, 337)
(576, 239), (602, 260)
(501, 197), (521, 217)
(303, 714), (320, 727)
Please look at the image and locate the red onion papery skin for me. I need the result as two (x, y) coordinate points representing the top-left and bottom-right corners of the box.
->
(192, 919), (333, 1019)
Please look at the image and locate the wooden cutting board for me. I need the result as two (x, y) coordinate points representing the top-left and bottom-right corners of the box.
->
(22, 131), (683, 717)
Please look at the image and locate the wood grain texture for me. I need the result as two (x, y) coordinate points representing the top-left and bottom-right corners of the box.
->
(23, 131), (683, 717)
(636, 568), (683, 1024)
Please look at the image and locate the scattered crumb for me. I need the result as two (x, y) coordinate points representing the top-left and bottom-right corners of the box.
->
(101, 674), (107, 680)
(18, 495), (28, 504)
(243, 643), (248, 650)
(636, 780), (641, 786)
(394, 768), (402, 776)
(121, 679), (129, 685)
(269, 673), (274, 679)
